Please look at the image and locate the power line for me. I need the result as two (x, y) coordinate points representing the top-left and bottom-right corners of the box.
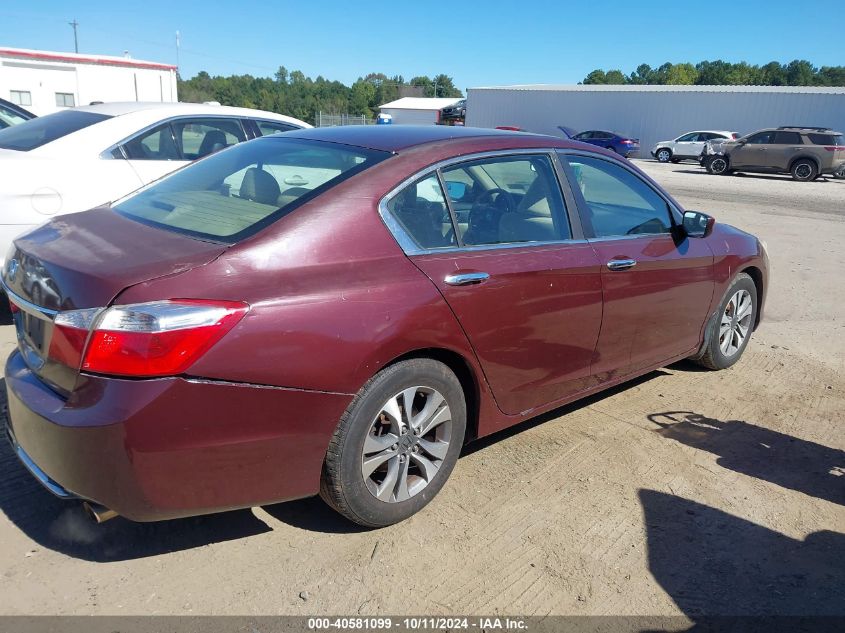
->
(68, 18), (79, 53)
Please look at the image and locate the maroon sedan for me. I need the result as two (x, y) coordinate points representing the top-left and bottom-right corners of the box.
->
(3, 126), (768, 527)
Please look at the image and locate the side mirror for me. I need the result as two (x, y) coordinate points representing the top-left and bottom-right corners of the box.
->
(444, 180), (467, 201)
(683, 210), (715, 238)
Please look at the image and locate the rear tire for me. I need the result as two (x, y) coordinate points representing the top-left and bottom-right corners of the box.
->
(320, 359), (466, 528)
(655, 148), (672, 163)
(695, 273), (757, 370)
(791, 159), (818, 182)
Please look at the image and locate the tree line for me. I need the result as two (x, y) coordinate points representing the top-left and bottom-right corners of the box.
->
(178, 67), (463, 125)
(582, 60), (845, 86)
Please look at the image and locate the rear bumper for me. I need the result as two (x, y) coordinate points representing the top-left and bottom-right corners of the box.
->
(4, 351), (353, 521)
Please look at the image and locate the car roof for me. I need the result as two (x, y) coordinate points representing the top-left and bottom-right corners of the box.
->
(72, 101), (308, 123)
(284, 125), (542, 152)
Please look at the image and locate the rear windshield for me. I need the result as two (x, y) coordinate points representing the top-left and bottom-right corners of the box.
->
(808, 133), (845, 146)
(114, 137), (391, 243)
(0, 110), (110, 151)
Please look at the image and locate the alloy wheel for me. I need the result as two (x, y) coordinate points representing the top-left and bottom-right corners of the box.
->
(710, 157), (728, 174)
(794, 163), (813, 180)
(361, 386), (452, 503)
(719, 289), (753, 357)
(657, 149), (671, 162)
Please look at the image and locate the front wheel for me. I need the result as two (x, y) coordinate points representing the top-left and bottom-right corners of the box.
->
(705, 155), (730, 175)
(695, 273), (757, 370)
(655, 148), (672, 163)
(320, 359), (467, 527)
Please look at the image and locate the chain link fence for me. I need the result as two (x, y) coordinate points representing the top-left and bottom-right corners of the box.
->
(316, 112), (375, 127)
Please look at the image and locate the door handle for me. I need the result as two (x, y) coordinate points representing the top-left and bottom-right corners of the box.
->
(607, 259), (637, 271)
(444, 272), (490, 286)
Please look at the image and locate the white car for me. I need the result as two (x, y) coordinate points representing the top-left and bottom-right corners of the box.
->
(651, 130), (738, 163)
(0, 102), (310, 259)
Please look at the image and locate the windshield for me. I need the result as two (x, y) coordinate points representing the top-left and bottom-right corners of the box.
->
(0, 110), (110, 151)
(115, 137), (391, 243)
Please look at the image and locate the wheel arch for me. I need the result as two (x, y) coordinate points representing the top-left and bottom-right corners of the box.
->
(788, 155), (820, 173)
(384, 347), (481, 444)
(740, 265), (764, 330)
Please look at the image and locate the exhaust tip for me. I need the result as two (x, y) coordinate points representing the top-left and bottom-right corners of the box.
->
(83, 501), (119, 524)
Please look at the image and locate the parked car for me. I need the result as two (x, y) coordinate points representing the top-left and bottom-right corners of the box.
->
(0, 102), (310, 261)
(439, 99), (466, 122)
(3, 125), (768, 527)
(651, 130), (738, 163)
(0, 97), (35, 129)
(701, 126), (845, 181)
(572, 130), (640, 157)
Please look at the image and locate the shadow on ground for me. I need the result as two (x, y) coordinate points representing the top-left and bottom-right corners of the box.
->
(671, 168), (838, 184)
(641, 489), (845, 619)
(648, 411), (844, 506)
(0, 431), (273, 562)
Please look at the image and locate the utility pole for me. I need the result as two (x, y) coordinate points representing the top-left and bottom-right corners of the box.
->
(175, 30), (181, 73)
(69, 19), (79, 53)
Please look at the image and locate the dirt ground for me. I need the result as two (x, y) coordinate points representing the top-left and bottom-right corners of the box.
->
(0, 160), (842, 618)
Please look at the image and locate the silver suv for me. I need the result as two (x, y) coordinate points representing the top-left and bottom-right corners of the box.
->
(702, 127), (845, 181)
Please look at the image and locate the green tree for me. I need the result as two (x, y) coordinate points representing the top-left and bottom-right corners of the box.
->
(759, 61), (786, 85)
(786, 60), (815, 85)
(603, 69), (627, 84)
(410, 76), (434, 97)
(629, 64), (654, 84)
(665, 63), (698, 84)
(583, 69), (607, 84)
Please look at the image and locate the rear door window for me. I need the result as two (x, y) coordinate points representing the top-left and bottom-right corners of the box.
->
(171, 118), (246, 159)
(0, 110), (111, 151)
(386, 175), (456, 250)
(773, 131), (802, 144)
(440, 154), (570, 246)
(121, 123), (181, 160)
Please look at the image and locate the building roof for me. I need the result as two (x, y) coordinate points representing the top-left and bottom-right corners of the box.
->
(0, 47), (176, 71)
(379, 97), (462, 111)
(285, 124), (535, 152)
(469, 84), (845, 94)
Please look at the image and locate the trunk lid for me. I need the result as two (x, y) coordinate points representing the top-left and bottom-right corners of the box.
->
(3, 208), (228, 394)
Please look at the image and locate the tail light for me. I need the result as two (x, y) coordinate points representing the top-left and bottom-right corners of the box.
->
(732, 133), (740, 139)
(48, 299), (248, 377)
(620, 139), (634, 145)
(823, 146), (845, 151)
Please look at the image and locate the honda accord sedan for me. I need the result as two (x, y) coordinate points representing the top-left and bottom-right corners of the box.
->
(3, 125), (768, 528)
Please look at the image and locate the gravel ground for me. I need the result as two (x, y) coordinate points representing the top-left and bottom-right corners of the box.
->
(0, 159), (842, 618)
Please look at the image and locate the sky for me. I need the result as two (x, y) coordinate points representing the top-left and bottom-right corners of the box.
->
(3, 1), (843, 90)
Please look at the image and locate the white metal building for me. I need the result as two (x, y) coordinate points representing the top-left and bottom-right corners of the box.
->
(0, 47), (178, 116)
(466, 84), (845, 154)
(379, 97), (462, 125)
